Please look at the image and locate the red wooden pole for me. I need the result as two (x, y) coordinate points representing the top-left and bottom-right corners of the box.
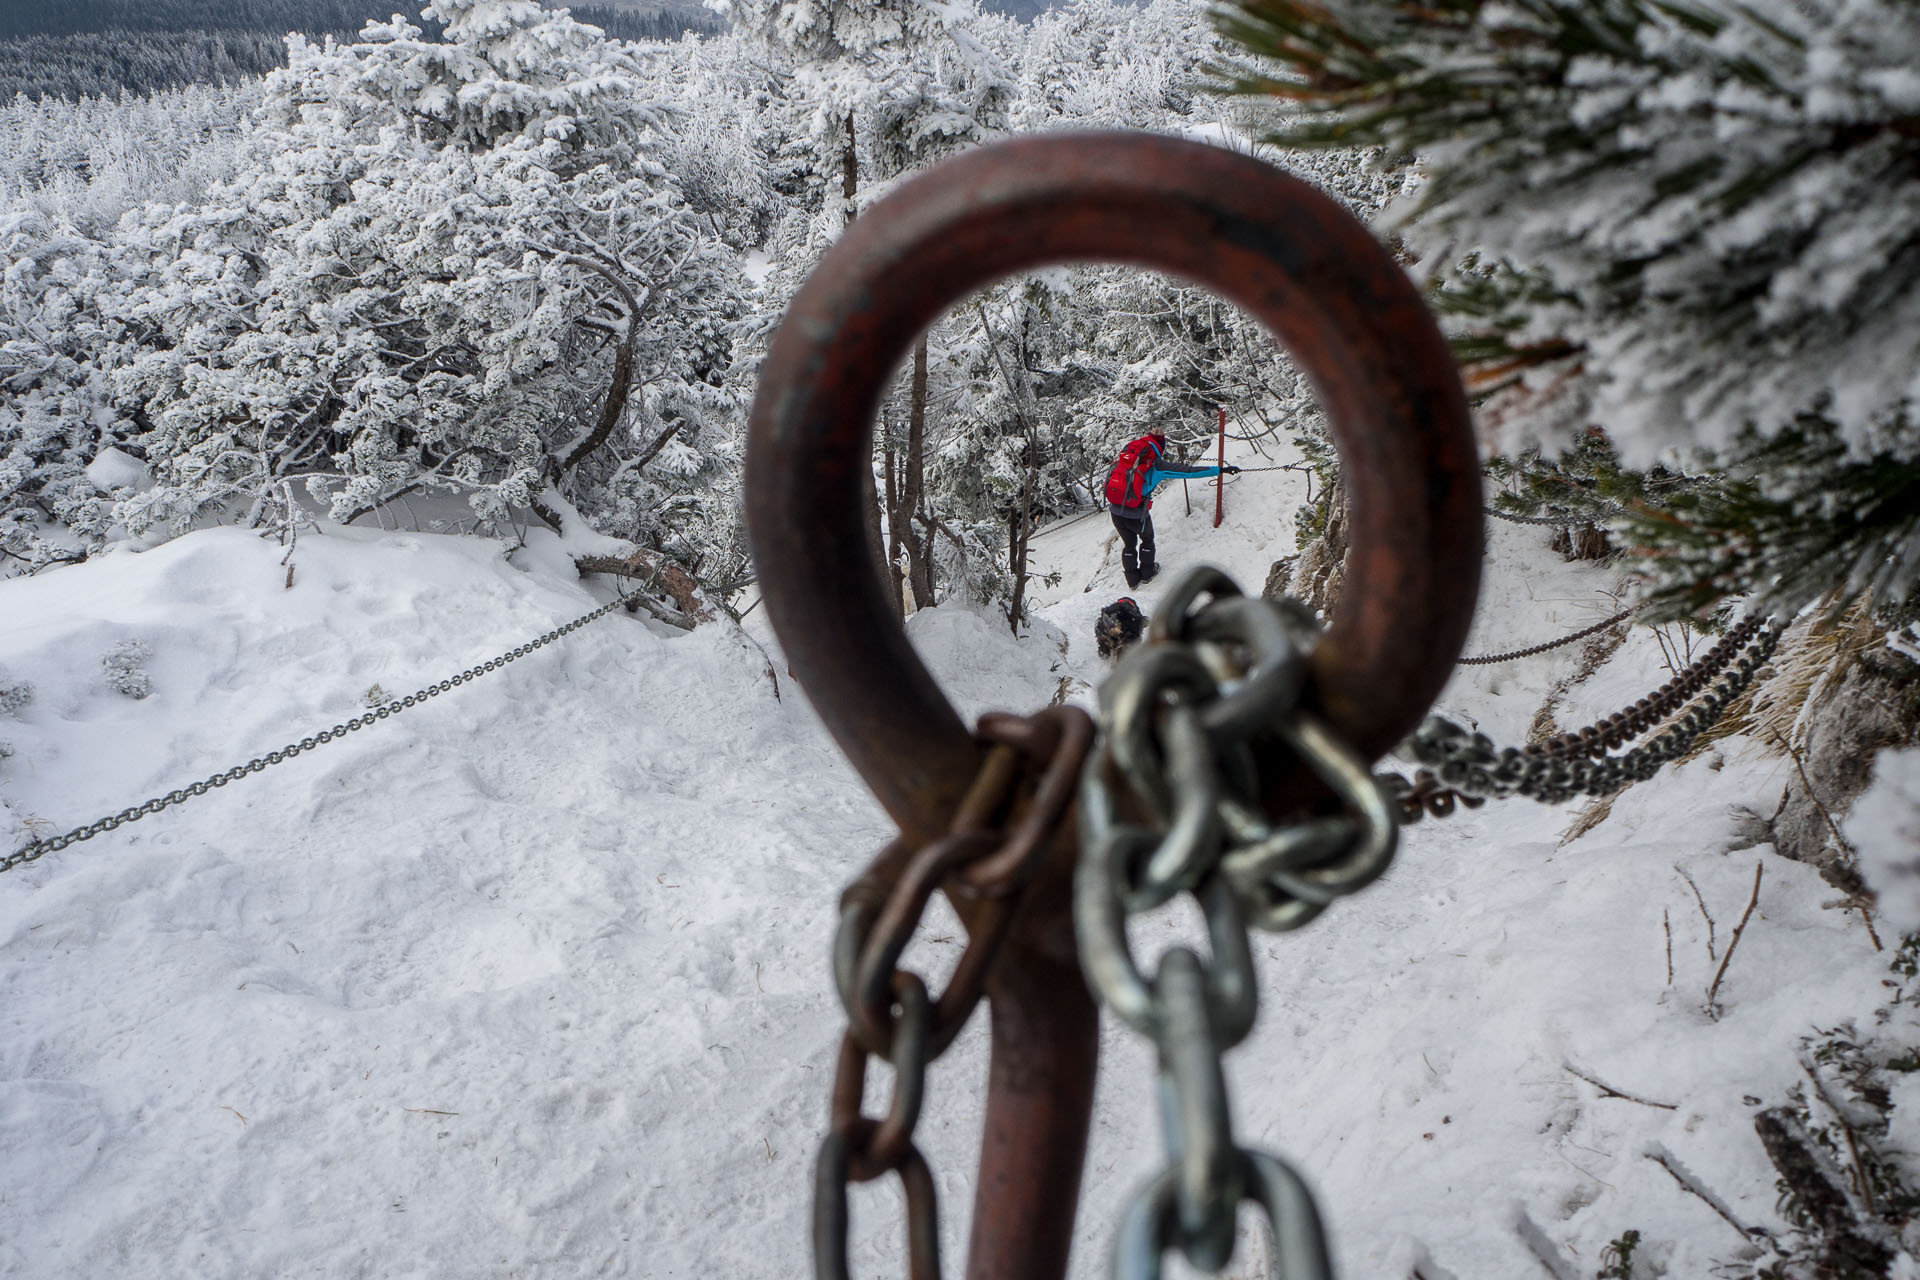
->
(1213, 406), (1226, 527)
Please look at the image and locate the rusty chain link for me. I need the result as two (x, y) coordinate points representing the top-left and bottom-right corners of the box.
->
(815, 706), (1093, 1280)
(1076, 565), (1399, 1279)
(2, 584), (646, 876)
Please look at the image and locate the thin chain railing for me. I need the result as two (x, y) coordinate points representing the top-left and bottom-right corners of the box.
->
(2, 585), (645, 875)
(1483, 503), (1626, 526)
(1457, 607), (1634, 665)
(1389, 616), (1780, 820)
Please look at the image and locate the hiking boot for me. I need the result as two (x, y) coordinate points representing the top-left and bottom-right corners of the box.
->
(1138, 563), (1160, 585)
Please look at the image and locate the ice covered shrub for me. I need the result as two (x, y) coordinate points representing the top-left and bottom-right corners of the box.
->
(0, 670), (32, 716)
(115, 0), (749, 565)
(101, 639), (152, 700)
(0, 212), (143, 574)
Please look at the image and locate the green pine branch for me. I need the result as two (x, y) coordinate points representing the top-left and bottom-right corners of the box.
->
(1624, 422), (1920, 620)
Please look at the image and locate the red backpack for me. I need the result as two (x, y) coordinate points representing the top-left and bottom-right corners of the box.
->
(1103, 435), (1162, 509)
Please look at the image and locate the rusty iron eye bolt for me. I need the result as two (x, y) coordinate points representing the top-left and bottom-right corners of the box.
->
(746, 132), (1481, 1280)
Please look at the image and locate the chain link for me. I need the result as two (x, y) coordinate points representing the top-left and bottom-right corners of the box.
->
(1457, 607), (1633, 666)
(2, 586), (648, 875)
(1483, 503), (1626, 527)
(1392, 618), (1781, 813)
(815, 706), (1093, 1280)
(1078, 565), (1393, 1280)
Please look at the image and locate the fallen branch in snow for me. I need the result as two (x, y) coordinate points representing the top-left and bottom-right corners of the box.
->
(1561, 1061), (1677, 1110)
(1642, 1143), (1768, 1243)
(1706, 862), (1764, 1018)
(575, 549), (707, 630)
(623, 594), (697, 632)
(1753, 1107), (1891, 1275)
(1802, 1061), (1876, 1218)
(1773, 728), (1884, 951)
(1772, 730), (1859, 861)
(1663, 908), (1674, 985)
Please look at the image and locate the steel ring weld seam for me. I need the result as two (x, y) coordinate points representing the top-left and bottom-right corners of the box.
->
(746, 129), (1480, 840)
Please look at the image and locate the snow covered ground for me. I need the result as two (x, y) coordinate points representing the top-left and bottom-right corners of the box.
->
(1, 442), (1911, 1277)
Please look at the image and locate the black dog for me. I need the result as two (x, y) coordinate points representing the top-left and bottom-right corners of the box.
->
(1094, 597), (1147, 660)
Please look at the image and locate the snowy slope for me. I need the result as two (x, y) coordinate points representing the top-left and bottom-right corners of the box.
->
(0, 527), (884, 1278)
(0, 448), (1911, 1278)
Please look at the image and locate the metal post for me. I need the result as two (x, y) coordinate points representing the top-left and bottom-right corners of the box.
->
(1213, 406), (1226, 528)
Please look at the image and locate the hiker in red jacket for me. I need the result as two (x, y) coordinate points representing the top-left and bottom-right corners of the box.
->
(1103, 431), (1239, 588)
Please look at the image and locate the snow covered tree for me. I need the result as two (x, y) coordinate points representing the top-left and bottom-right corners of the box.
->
(714, 0), (981, 191)
(113, 1), (749, 573)
(716, 0), (1012, 613)
(1216, 0), (1920, 619)
(1011, 0), (1216, 131)
(644, 35), (785, 252)
(0, 83), (260, 231)
(0, 83), (265, 577)
(0, 211), (144, 573)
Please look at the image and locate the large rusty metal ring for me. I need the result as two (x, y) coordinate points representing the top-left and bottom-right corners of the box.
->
(747, 131), (1480, 843)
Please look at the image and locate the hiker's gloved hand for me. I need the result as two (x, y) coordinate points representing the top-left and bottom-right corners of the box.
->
(1224, 464), (1241, 475)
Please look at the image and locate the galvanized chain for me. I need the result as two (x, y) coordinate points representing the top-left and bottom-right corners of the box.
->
(1077, 566), (1398, 1279)
(816, 707), (1092, 1280)
(1518, 616), (1768, 760)
(1457, 607), (1633, 666)
(1389, 617), (1781, 816)
(1, 584), (647, 875)
(1483, 503), (1626, 527)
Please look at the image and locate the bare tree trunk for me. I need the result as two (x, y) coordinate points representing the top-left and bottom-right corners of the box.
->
(884, 443), (905, 618)
(1005, 429), (1039, 634)
(841, 110), (858, 225)
(977, 305), (1042, 633)
(559, 315), (635, 476)
(902, 336), (935, 610)
(1007, 505), (1026, 633)
(549, 253), (640, 480)
(834, 107), (891, 605)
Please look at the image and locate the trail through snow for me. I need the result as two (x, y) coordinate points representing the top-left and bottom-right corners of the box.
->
(0, 446), (1909, 1277)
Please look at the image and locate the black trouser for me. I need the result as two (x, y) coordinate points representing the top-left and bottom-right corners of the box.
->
(1110, 508), (1155, 588)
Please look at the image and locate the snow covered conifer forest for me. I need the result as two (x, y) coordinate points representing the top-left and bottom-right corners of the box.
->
(2, 0), (1919, 1276)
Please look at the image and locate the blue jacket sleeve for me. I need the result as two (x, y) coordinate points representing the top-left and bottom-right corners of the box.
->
(1145, 461), (1223, 491)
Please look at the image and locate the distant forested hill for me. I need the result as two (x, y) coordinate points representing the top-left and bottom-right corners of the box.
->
(0, 31), (287, 100)
(0, 1), (719, 100)
(0, 1), (406, 39)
